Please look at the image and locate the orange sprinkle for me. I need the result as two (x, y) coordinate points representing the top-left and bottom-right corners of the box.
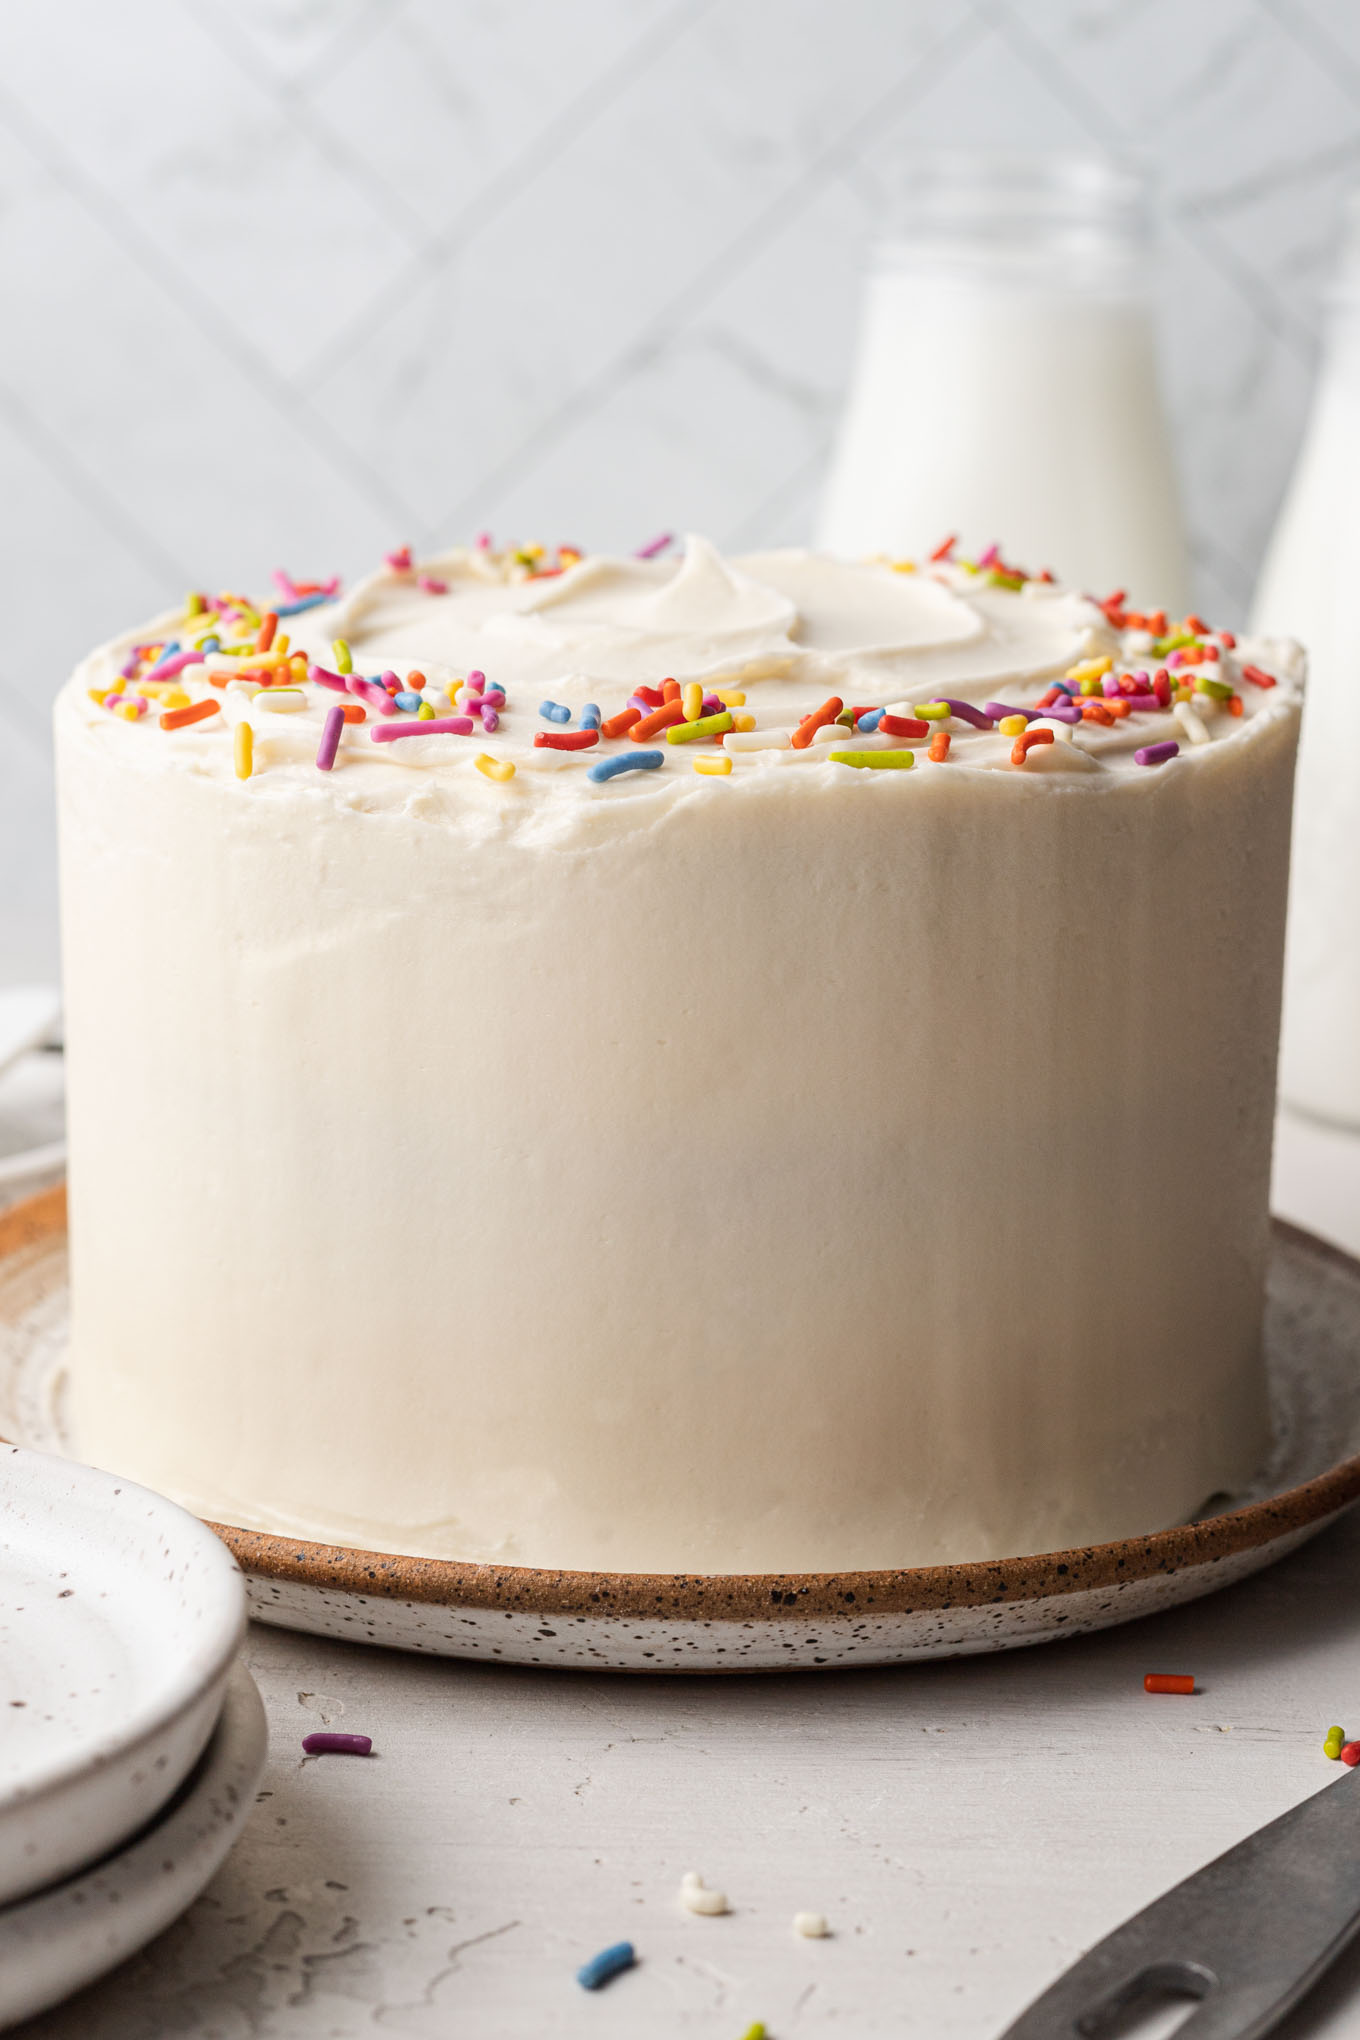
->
(1185, 613), (1209, 635)
(1228, 693), (1244, 716)
(407, 668), (427, 691)
(791, 696), (843, 750)
(1144, 1673), (1195, 1696)
(255, 610), (278, 653)
(662, 678), (681, 704)
(928, 730), (951, 762)
(1081, 701), (1115, 726)
(339, 702), (367, 724)
(160, 697), (220, 731)
(1105, 698), (1131, 719)
(1147, 610), (1167, 635)
(601, 707), (642, 739)
(632, 700), (686, 740)
(1012, 727), (1054, 766)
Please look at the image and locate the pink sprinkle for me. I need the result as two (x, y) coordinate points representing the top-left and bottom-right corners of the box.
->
(702, 692), (723, 714)
(309, 664), (349, 692)
(316, 704), (344, 773)
(385, 545), (413, 573)
(476, 532), (493, 551)
(976, 543), (1000, 569)
(1102, 675), (1122, 698)
(143, 649), (202, 682)
(272, 569), (300, 600)
(468, 670), (486, 689)
(350, 676), (398, 715)
(371, 717), (473, 742)
(418, 575), (448, 595)
(1122, 693), (1161, 712)
(119, 655), (140, 680)
(104, 693), (124, 710)
(302, 1731), (373, 1757)
(635, 532), (673, 560)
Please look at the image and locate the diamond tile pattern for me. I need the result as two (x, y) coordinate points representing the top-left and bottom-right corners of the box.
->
(1, 0), (1357, 978)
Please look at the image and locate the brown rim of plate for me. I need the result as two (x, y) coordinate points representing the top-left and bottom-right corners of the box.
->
(7, 1187), (1360, 1624)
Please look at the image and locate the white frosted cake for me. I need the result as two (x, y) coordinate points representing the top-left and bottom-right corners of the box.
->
(54, 536), (1302, 1574)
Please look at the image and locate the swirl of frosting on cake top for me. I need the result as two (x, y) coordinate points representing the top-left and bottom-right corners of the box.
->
(63, 534), (1302, 833)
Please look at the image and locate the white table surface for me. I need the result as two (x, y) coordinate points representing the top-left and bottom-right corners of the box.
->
(6, 1100), (1360, 2040)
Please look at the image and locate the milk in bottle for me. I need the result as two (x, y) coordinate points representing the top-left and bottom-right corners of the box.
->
(818, 152), (1189, 611)
(1252, 193), (1360, 1128)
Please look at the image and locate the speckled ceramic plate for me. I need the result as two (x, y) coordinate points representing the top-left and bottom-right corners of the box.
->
(0, 1660), (267, 2030)
(3, 1184), (1359, 1673)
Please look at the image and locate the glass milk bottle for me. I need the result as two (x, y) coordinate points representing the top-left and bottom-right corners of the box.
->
(1253, 194), (1360, 1128)
(817, 152), (1189, 611)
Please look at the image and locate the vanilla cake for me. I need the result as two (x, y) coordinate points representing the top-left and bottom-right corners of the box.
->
(54, 537), (1302, 1574)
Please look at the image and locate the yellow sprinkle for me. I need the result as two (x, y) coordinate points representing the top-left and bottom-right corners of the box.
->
(257, 689), (306, 713)
(160, 688), (190, 711)
(890, 559), (916, 574)
(333, 639), (353, 676)
(275, 633), (290, 657)
(913, 701), (950, 721)
(116, 701), (141, 720)
(682, 682), (704, 722)
(733, 713), (756, 732)
(186, 591), (205, 616)
(131, 680), (169, 698)
(87, 686), (112, 705)
(999, 714), (1028, 737)
(234, 722), (253, 779)
(715, 690), (746, 707)
(475, 752), (515, 782)
(826, 749), (915, 769)
(694, 754), (732, 775)
(1066, 656), (1112, 683)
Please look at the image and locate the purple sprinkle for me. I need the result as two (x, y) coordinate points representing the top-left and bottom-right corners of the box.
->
(1122, 692), (1161, 712)
(702, 692), (723, 714)
(480, 706), (500, 732)
(120, 654), (140, 680)
(309, 663), (349, 692)
(939, 697), (995, 730)
(628, 694), (653, 714)
(983, 701), (1039, 724)
(371, 716), (474, 742)
(635, 532), (673, 560)
(1040, 701), (1082, 724)
(302, 1731), (373, 1757)
(316, 704), (344, 772)
(1134, 740), (1180, 768)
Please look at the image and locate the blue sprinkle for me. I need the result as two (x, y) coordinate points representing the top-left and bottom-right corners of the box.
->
(1052, 680), (1077, 697)
(588, 750), (664, 783)
(393, 691), (423, 712)
(580, 703), (601, 729)
(539, 700), (572, 723)
(275, 592), (331, 618)
(856, 708), (884, 732)
(576, 1942), (636, 1991)
(199, 635), (220, 654)
(147, 640), (180, 673)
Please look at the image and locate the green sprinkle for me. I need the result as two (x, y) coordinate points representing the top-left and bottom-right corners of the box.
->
(417, 699), (436, 720)
(827, 749), (915, 769)
(987, 568), (1025, 590)
(912, 700), (951, 721)
(739, 2026), (767, 2040)
(1325, 1725), (1345, 1758)
(1196, 675), (1233, 700)
(333, 638), (353, 676)
(668, 709), (734, 745)
(186, 591), (205, 616)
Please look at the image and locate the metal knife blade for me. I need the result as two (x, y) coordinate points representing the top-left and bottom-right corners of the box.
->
(998, 1766), (1360, 2039)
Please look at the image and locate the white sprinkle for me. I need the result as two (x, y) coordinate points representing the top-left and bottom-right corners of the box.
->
(1031, 716), (1075, 744)
(723, 726), (793, 752)
(255, 689), (307, 714)
(680, 1872), (729, 1916)
(793, 1911), (829, 1938)
(1173, 699), (1211, 746)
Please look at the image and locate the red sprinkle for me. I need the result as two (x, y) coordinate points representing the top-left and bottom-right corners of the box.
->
(879, 713), (929, 740)
(1343, 1743), (1360, 1767)
(1152, 671), (1172, 707)
(1144, 1673), (1195, 1696)
(1241, 664), (1277, 689)
(633, 685), (666, 708)
(929, 534), (956, 561)
(535, 730), (599, 751)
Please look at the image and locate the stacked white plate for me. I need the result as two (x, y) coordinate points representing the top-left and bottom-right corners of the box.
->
(0, 1445), (265, 2027)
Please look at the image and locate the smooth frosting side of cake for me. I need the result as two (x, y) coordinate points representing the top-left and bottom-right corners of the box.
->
(55, 541), (1302, 1572)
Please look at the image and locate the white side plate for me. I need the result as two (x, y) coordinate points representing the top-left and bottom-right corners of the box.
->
(0, 1446), (246, 1905)
(0, 1660), (267, 2030)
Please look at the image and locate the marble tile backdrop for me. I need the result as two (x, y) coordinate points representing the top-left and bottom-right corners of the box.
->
(2, 0), (1357, 980)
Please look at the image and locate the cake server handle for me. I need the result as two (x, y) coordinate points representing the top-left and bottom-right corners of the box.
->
(997, 1767), (1360, 2039)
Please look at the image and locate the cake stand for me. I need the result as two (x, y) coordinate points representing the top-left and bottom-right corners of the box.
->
(2, 1185), (1358, 1673)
